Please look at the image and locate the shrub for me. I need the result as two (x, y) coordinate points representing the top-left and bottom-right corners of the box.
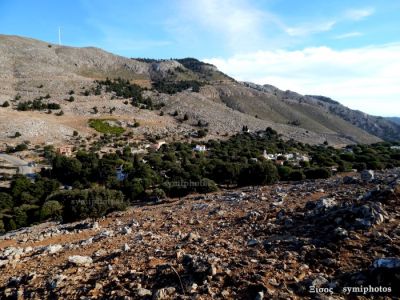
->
(353, 162), (367, 172)
(13, 132), (22, 138)
(12, 143), (28, 152)
(152, 80), (203, 94)
(197, 129), (207, 138)
(68, 96), (75, 102)
(0, 220), (4, 233)
(0, 192), (13, 210)
(277, 166), (292, 180)
(14, 204), (40, 228)
(40, 200), (63, 221)
(304, 168), (331, 179)
(151, 188), (166, 199)
(47, 103), (60, 109)
(197, 178), (218, 193)
(238, 161), (279, 186)
(2, 101), (10, 107)
(288, 170), (305, 181)
(89, 119), (125, 135)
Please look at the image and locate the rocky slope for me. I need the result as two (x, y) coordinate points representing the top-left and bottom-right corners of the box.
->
(1, 170), (399, 299)
(242, 82), (400, 142)
(387, 117), (400, 126)
(0, 34), (394, 146)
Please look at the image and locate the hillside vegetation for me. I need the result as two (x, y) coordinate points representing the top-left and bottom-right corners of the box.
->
(1, 129), (400, 233)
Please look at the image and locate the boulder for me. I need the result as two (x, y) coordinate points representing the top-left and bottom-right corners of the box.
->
(153, 287), (176, 300)
(46, 244), (63, 254)
(361, 170), (374, 183)
(136, 287), (152, 297)
(68, 255), (93, 266)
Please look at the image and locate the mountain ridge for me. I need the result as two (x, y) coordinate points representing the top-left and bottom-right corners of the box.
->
(0, 34), (398, 146)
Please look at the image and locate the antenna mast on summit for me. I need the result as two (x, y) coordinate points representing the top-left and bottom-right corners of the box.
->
(58, 27), (62, 45)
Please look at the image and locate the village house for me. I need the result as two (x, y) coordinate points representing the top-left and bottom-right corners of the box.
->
(193, 145), (207, 152)
(150, 141), (166, 151)
(56, 145), (73, 157)
(263, 150), (310, 164)
(116, 165), (127, 181)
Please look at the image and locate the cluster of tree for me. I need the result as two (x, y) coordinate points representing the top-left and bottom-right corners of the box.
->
(95, 78), (164, 110)
(175, 58), (213, 73)
(16, 98), (60, 111)
(152, 80), (204, 94)
(5, 143), (28, 153)
(96, 78), (143, 99)
(288, 120), (301, 126)
(0, 176), (61, 232)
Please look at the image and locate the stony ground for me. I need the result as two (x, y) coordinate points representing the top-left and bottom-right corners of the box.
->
(1, 170), (399, 299)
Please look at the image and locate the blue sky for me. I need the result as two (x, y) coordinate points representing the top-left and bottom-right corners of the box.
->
(0, 0), (399, 116)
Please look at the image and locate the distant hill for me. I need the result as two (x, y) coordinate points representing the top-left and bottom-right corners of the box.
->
(0, 34), (398, 145)
(387, 117), (400, 125)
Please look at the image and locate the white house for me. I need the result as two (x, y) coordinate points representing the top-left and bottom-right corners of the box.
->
(193, 145), (207, 152)
(263, 150), (309, 163)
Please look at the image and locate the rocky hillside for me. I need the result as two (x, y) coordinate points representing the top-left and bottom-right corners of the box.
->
(241, 82), (400, 142)
(1, 170), (399, 299)
(0, 34), (396, 146)
(387, 117), (400, 125)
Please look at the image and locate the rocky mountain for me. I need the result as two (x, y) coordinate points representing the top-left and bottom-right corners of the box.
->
(387, 117), (400, 125)
(0, 34), (397, 146)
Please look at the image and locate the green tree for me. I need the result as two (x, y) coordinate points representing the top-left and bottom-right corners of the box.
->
(238, 160), (278, 186)
(197, 178), (218, 193)
(304, 168), (331, 179)
(288, 170), (305, 181)
(40, 201), (63, 221)
(0, 193), (13, 210)
(52, 155), (82, 184)
(10, 175), (32, 204)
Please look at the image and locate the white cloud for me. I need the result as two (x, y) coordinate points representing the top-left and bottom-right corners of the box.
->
(284, 21), (336, 37)
(174, 0), (268, 50)
(334, 31), (363, 39)
(344, 8), (375, 21)
(204, 44), (400, 116)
